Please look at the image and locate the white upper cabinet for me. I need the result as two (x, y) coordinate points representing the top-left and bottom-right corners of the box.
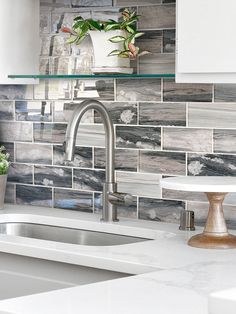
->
(176, 0), (236, 83)
(0, 0), (40, 84)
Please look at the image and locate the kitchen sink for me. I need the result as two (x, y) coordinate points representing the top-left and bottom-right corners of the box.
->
(0, 222), (151, 246)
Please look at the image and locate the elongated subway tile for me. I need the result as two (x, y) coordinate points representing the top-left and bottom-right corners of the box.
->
(214, 84), (236, 102)
(116, 79), (161, 102)
(40, 11), (51, 34)
(117, 171), (161, 198)
(116, 126), (161, 150)
(53, 101), (93, 123)
(74, 169), (105, 192)
(163, 79), (213, 102)
(163, 0), (176, 3)
(138, 4), (175, 30)
(16, 185), (52, 207)
(34, 123), (67, 144)
(139, 53), (175, 74)
(94, 193), (138, 219)
(34, 166), (72, 188)
(138, 197), (185, 223)
(139, 102), (186, 126)
(0, 142), (14, 162)
(8, 163), (33, 184)
(40, 35), (70, 57)
(72, 0), (112, 7)
(140, 151), (186, 175)
(163, 128), (212, 152)
(15, 101), (52, 122)
(162, 188), (207, 203)
(4, 184), (15, 204)
(40, 0), (71, 8)
(94, 148), (138, 172)
(214, 130), (236, 153)
(54, 188), (93, 212)
(94, 102), (137, 125)
(188, 103), (236, 128)
(51, 12), (91, 34)
(0, 122), (32, 142)
(163, 29), (175, 53)
(115, 0), (160, 5)
(73, 79), (114, 101)
(136, 31), (162, 55)
(0, 101), (14, 120)
(188, 153), (236, 176)
(16, 143), (52, 165)
(34, 80), (71, 100)
(0, 85), (33, 100)
(188, 201), (236, 230)
(75, 124), (105, 147)
(91, 8), (120, 22)
(40, 57), (51, 75)
(53, 145), (92, 168)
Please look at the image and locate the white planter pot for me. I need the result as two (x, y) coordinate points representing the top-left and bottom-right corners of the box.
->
(89, 30), (133, 74)
(0, 175), (7, 210)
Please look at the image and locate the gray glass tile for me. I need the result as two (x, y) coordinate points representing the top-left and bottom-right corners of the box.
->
(0, 85), (33, 100)
(94, 148), (138, 172)
(16, 185), (52, 207)
(163, 29), (175, 53)
(0, 101), (14, 121)
(8, 164), (33, 184)
(34, 166), (72, 188)
(139, 102), (186, 126)
(116, 79), (161, 102)
(94, 102), (137, 125)
(163, 128), (212, 152)
(4, 184), (15, 204)
(116, 126), (161, 150)
(34, 123), (67, 144)
(139, 197), (185, 223)
(53, 145), (92, 168)
(140, 151), (186, 175)
(214, 84), (236, 102)
(74, 169), (105, 191)
(139, 53), (175, 75)
(138, 4), (176, 30)
(188, 103), (236, 128)
(0, 122), (32, 142)
(214, 130), (236, 153)
(16, 143), (52, 165)
(72, 0), (112, 6)
(54, 188), (93, 212)
(163, 79), (213, 102)
(73, 79), (114, 101)
(188, 153), (236, 176)
(15, 101), (52, 122)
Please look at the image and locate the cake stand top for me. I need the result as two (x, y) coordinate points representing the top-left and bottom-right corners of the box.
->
(160, 176), (236, 192)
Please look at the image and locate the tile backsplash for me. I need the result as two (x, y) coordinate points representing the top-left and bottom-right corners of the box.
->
(1, 0), (236, 229)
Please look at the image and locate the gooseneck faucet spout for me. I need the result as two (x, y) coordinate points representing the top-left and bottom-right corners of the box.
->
(64, 99), (132, 222)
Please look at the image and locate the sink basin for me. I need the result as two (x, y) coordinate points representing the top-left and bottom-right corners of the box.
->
(0, 223), (151, 246)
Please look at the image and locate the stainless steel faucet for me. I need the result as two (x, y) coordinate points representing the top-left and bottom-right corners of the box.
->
(64, 99), (133, 222)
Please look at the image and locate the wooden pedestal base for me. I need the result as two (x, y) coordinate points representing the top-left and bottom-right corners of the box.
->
(188, 192), (236, 249)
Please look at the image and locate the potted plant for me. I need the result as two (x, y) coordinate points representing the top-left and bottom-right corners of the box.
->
(0, 146), (10, 209)
(61, 8), (148, 74)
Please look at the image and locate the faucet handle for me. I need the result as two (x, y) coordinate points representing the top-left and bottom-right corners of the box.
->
(108, 192), (133, 206)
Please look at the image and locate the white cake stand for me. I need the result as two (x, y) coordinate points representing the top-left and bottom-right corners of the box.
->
(160, 176), (236, 249)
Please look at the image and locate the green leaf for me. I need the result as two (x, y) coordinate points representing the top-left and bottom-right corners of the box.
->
(104, 23), (120, 32)
(109, 35), (126, 43)
(88, 19), (102, 31)
(118, 51), (130, 58)
(66, 35), (78, 44)
(126, 25), (135, 34)
(75, 34), (87, 45)
(133, 32), (145, 39)
(74, 16), (83, 21)
(72, 20), (84, 30)
(108, 49), (121, 56)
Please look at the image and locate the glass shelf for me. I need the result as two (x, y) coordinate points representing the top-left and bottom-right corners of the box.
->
(8, 73), (175, 79)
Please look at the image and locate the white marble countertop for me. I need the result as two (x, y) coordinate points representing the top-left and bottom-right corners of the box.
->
(0, 205), (235, 314)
